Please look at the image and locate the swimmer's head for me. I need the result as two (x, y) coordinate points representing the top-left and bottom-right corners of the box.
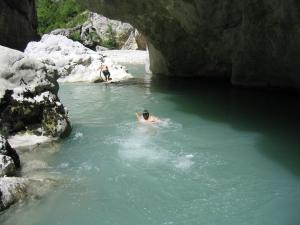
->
(142, 110), (149, 120)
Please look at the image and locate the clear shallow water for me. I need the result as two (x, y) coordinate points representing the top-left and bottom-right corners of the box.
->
(1, 64), (300, 225)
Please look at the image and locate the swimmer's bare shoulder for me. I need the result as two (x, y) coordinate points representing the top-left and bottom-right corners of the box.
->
(149, 116), (161, 123)
(135, 114), (160, 124)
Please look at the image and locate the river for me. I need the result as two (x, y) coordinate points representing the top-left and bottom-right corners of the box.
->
(1, 64), (300, 225)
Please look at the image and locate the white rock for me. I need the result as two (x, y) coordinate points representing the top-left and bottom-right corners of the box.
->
(121, 31), (138, 50)
(0, 155), (16, 177)
(25, 34), (132, 83)
(0, 177), (28, 210)
(0, 45), (58, 100)
(0, 177), (60, 210)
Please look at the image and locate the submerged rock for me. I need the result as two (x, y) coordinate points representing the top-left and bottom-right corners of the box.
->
(0, 176), (59, 211)
(0, 134), (64, 211)
(0, 177), (27, 211)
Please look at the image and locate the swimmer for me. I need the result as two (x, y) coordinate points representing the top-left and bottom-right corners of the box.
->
(135, 110), (161, 124)
(99, 64), (111, 81)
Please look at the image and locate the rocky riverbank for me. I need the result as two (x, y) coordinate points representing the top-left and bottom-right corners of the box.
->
(0, 33), (140, 211)
(50, 12), (147, 51)
(0, 44), (72, 211)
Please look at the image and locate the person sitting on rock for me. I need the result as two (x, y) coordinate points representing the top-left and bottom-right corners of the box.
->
(136, 110), (161, 124)
(99, 64), (111, 81)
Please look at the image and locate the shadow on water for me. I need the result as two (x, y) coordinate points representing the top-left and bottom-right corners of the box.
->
(150, 77), (300, 176)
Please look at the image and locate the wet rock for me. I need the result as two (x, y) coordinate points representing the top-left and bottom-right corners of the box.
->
(0, 177), (28, 211)
(0, 135), (20, 169)
(0, 155), (16, 177)
(0, 176), (59, 211)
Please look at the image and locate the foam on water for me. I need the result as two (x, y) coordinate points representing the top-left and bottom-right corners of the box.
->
(115, 119), (194, 170)
(173, 154), (195, 170)
(73, 132), (83, 140)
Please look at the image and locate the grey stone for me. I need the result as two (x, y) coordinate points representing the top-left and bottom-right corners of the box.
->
(51, 11), (147, 50)
(0, 135), (20, 170)
(0, 155), (16, 177)
(0, 177), (27, 211)
(121, 31), (138, 50)
(0, 176), (59, 211)
(79, 0), (300, 89)
(0, 46), (71, 138)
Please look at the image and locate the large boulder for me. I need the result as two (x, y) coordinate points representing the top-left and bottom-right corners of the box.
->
(0, 45), (71, 138)
(0, 135), (20, 172)
(0, 135), (21, 210)
(0, 155), (16, 177)
(51, 12), (147, 50)
(0, 176), (59, 211)
(25, 34), (132, 83)
(0, 177), (27, 211)
(79, 0), (300, 89)
(0, 0), (38, 51)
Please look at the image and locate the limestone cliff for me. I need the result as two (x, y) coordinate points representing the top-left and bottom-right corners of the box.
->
(79, 0), (300, 88)
(0, 0), (38, 51)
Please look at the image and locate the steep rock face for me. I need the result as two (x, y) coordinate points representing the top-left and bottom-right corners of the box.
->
(0, 0), (38, 51)
(51, 12), (147, 50)
(0, 45), (71, 138)
(79, 0), (300, 88)
(0, 135), (20, 178)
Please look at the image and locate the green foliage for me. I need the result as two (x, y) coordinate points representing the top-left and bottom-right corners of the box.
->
(88, 31), (101, 44)
(69, 30), (81, 42)
(102, 24), (117, 49)
(37, 0), (86, 35)
(66, 12), (88, 28)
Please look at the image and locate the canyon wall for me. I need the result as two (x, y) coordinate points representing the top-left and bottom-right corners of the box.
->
(79, 0), (300, 88)
(0, 0), (38, 51)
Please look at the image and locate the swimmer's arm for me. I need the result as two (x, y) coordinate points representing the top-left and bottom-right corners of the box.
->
(135, 112), (141, 120)
(150, 116), (161, 123)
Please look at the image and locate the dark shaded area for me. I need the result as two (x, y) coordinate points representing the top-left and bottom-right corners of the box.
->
(0, 0), (38, 51)
(0, 90), (43, 136)
(150, 77), (300, 176)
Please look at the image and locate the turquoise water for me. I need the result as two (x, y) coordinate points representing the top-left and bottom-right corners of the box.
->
(1, 64), (300, 225)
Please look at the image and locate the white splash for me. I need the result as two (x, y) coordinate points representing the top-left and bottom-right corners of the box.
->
(117, 120), (194, 170)
(173, 154), (195, 170)
(73, 132), (83, 140)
